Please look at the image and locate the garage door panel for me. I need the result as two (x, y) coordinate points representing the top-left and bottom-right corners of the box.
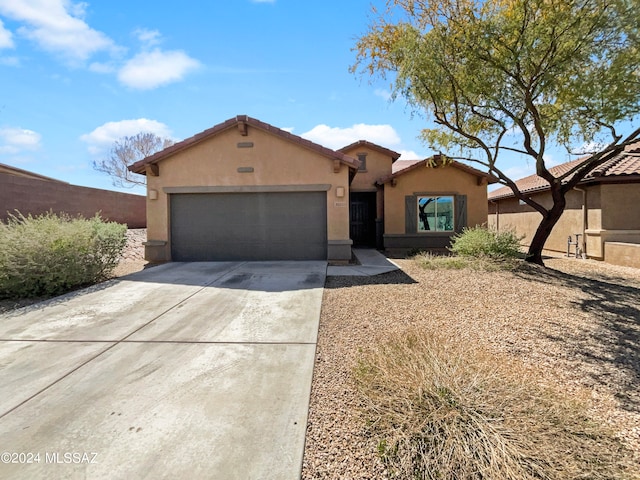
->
(171, 192), (327, 261)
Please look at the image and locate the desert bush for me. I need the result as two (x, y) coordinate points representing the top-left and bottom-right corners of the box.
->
(0, 212), (127, 299)
(355, 328), (636, 479)
(450, 225), (523, 260)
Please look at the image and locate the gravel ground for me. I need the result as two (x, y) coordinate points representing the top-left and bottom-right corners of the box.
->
(110, 228), (148, 277)
(302, 256), (640, 479)
(3, 231), (639, 476)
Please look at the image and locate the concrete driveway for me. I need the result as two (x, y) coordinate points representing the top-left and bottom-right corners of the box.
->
(0, 261), (326, 479)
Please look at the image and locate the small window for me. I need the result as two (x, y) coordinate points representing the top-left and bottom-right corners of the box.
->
(417, 196), (454, 232)
(357, 153), (367, 171)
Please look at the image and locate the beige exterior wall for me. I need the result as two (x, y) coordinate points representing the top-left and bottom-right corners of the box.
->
(488, 182), (640, 262)
(342, 147), (393, 192)
(145, 125), (351, 261)
(384, 164), (489, 235)
(488, 188), (593, 255)
(601, 183), (640, 229)
(605, 242), (640, 268)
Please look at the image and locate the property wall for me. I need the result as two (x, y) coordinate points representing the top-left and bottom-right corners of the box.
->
(605, 242), (640, 269)
(383, 163), (489, 252)
(0, 172), (146, 227)
(145, 125), (352, 262)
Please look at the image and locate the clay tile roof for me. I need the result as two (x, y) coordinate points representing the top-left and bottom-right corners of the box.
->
(488, 141), (640, 200)
(392, 159), (422, 173)
(338, 140), (402, 162)
(377, 155), (498, 185)
(128, 115), (360, 174)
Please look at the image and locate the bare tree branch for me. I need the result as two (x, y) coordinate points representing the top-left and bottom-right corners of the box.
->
(93, 132), (174, 188)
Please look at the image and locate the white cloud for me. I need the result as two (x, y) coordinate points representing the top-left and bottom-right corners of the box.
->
(301, 123), (401, 150)
(117, 48), (200, 90)
(0, 18), (14, 48)
(251, 0), (276, 3)
(80, 118), (173, 154)
(398, 149), (424, 160)
(0, 0), (116, 62)
(0, 3), (200, 89)
(0, 126), (42, 154)
(135, 28), (161, 47)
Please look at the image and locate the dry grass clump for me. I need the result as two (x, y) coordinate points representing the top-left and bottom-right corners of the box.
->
(355, 328), (637, 480)
(412, 252), (519, 272)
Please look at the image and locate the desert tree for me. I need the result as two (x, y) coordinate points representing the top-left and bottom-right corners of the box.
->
(353, 0), (640, 265)
(93, 132), (174, 188)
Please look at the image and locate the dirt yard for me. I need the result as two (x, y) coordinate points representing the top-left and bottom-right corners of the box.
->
(4, 229), (639, 477)
(302, 256), (640, 478)
(110, 228), (148, 277)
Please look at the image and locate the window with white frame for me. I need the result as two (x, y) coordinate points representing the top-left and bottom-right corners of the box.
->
(417, 196), (454, 232)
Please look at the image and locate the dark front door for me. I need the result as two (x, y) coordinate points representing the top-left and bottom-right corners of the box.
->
(350, 192), (377, 247)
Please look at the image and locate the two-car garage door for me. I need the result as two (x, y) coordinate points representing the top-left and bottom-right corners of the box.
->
(170, 192), (327, 261)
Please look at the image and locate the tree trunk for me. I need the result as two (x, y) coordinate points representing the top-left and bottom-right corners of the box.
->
(525, 187), (566, 266)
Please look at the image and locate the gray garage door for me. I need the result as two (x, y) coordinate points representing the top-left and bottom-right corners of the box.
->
(170, 192), (327, 261)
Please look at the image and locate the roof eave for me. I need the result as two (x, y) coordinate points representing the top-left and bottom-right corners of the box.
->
(338, 140), (402, 161)
(128, 115), (360, 175)
(377, 155), (496, 185)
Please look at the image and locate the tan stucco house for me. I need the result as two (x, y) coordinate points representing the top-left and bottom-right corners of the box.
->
(129, 115), (495, 262)
(488, 142), (640, 268)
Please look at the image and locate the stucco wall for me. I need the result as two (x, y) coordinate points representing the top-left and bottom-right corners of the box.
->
(0, 172), (146, 227)
(384, 164), (489, 234)
(488, 188), (594, 255)
(605, 242), (640, 268)
(145, 125), (351, 261)
(488, 183), (640, 261)
(343, 147), (393, 192)
(601, 183), (640, 229)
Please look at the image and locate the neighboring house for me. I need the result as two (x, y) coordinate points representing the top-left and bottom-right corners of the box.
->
(0, 163), (146, 228)
(129, 115), (496, 263)
(488, 142), (640, 268)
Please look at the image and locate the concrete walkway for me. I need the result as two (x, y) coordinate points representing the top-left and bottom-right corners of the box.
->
(0, 261), (325, 480)
(327, 248), (400, 276)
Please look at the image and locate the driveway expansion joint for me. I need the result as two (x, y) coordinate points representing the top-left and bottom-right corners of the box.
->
(0, 261), (325, 478)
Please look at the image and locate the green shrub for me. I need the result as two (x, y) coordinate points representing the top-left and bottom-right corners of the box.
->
(450, 225), (523, 259)
(355, 328), (637, 479)
(0, 212), (127, 299)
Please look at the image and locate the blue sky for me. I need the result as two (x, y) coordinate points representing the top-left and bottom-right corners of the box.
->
(0, 0), (607, 195)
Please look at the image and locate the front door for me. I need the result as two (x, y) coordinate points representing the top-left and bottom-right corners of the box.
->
(350, 192), (377, 247)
